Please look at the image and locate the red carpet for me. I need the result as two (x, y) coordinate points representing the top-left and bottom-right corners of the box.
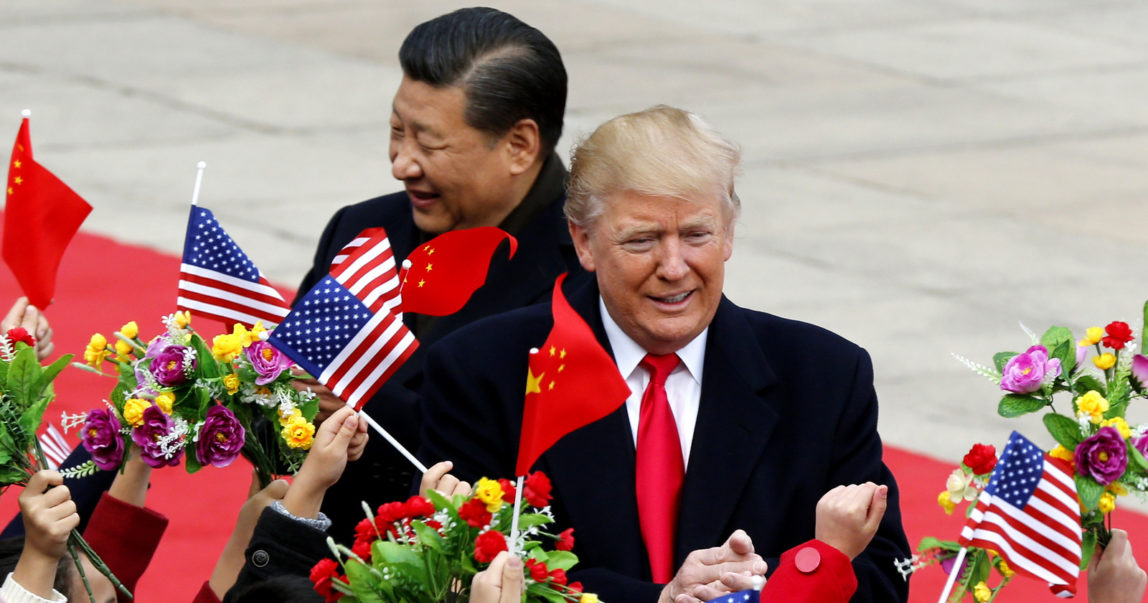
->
(0, 220), (1144, 601)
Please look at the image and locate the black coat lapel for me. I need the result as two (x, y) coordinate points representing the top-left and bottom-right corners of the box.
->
(675, 297), (779, 561)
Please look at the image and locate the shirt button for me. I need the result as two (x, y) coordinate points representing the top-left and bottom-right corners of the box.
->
(252, 549), (270, 567)
(795, 546), (821, 574)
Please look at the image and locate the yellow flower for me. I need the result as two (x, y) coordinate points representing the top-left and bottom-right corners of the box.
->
(174, 311), (191, 328)
(973, 581), (992, 602)
(249, 321), (268, 343)
(279, 407), (302, 427)
(1101, 417), (1131, 439)
(1076, 390), (1109, 423)
(937, 490), (955, 515)
(998, 558), (1014, 578)
(1099, 492), (1116, 515)
(120, 321), (139, 339)
(282, 416), (315, 450)
(580, 595), (599, 603)
(123, 398), (152, 427)
(1094, 353), (1116, 370)
(1108, 482), (1128, 497)
(154, 392), (175, 414)
(1049, 445), (1075, 464)
(474, 478), (504, 513)
(88, 333), (108, 352)
(1083, 327), (1104, 346)
(83, 347), (109, 368)
(222, 373), (240, 395)
(114, 339), (133, 358)
(212, 333), (243, 363)
(230, 323), (255, 348)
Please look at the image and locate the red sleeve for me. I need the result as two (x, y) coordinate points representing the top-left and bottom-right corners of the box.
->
(191, 581), (222, 603)
(760, 540), (857, 603)
(82, 493), (169, 602)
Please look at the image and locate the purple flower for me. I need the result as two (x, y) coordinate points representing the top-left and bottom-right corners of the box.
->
(81, 409), (124, 471)
(1000, 345), (1061, 394)
(149, 345), (193, 387)
(1074, 426), (1128, 486)
(195, 405), (245, 468)
(132, 406), (183, 468)
(245, 341), (293, 385)
(1076, 345), (1087, 369)
(1132, 354), (1148, 389)
(1133, 433), (1148, 459)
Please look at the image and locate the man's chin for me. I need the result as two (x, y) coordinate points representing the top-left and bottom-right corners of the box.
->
(411, 209), (451, 235)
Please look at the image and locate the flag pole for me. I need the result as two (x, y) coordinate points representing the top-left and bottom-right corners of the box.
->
(190, 161), (206, 206)
(20, 109), (30, 118)
(352, 404), (428, 474)
(508, 474), (525, 555)
(936, 547), (968, 603)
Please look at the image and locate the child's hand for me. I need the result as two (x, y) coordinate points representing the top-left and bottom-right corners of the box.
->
(420, 460), (472, 498)
(814, 482), (887, 560)
(14, 471), (78, 598)
(282, 406), (360, 519)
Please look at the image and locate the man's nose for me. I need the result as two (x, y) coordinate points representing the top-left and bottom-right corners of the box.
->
(657, 239), (689, 280)
(391, 142), (422, 181)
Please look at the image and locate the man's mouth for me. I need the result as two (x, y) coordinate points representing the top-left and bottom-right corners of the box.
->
(650, 291), (692, 305)
(407, 188), (440, 208)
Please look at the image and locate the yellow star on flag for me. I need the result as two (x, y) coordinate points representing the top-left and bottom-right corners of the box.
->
(525, 368), (544, 395)
(560, 348), (567, 359)
(548, 380), (555, 391)
(12, 160), (20, 169)
(13, 176), (22, 185)
(6, 187), (12, 196)
(549, 345), (556, 357)
(425, 263), (433, 272)
(418, 279), (426, 288)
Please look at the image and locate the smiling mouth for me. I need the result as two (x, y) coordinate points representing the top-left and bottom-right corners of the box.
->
(651, 291), (692, 304)
(406, 188), (440, 208)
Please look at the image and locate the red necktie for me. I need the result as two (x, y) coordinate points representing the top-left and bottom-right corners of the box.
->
(635, 353), (684, 583)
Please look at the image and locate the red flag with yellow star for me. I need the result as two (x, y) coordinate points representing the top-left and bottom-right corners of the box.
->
(399, 226), (516, 316)
(3, 116), (92, 308)
(515, 273), (631, 476)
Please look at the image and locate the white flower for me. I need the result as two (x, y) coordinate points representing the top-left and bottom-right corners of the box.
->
(946, 468), (978, 502)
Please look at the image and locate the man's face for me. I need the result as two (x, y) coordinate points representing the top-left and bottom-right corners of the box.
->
(389, 75), (517, 234)
(571, 190), (734, 355)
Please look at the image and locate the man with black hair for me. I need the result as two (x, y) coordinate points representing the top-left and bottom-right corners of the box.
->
(296, 7), (583, 543)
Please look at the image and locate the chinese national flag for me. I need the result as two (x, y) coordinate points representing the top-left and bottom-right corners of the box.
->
(515, 273), (631, 476)
(399, 226), (516, 316)
(3, 117), (92, 308)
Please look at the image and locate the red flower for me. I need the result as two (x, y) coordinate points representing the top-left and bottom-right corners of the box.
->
(568, 581), (584, 594)
(310, 558), (343, 602)
(403, 495), (435, 518)
(351, 536), (373, 561)
(1102, 321), (1135, 350)
(524, 471), (552, 508)
(376, 501), (405, 523)
(962, 443), (997, 475)
(498, 478), (517, 503)
(424, 519), (443, 532)
(6, 328), (34, 348)
(458, 498), (493, 528)
(549, 568), (568, 586)
(354, 518), (378, 542)
(555, 527), (575, 551)
(474, 530), (507, 563)
(526, 558), (549, 582)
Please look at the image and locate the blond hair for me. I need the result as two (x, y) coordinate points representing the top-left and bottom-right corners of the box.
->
(565, 105), (741, 227)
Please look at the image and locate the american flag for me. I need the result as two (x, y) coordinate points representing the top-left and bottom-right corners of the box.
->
(705, 591), (759, 603)
(177, 206), (290, 327)
(268, 274), (416, 410)
(328, 227), (402, 316)
(959, 431), (1082, 597)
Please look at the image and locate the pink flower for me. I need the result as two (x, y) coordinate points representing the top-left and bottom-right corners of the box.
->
(1132, 354), (1148, 389)
(245, 341), (293, 385)
(1000, 345), (1061, 394)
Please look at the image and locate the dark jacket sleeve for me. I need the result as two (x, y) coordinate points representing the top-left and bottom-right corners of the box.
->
(223, 508), (331, 602)
(82, 493), (169, 602)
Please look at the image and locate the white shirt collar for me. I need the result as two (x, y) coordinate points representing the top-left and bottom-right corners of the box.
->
(598, 296), (707, 384)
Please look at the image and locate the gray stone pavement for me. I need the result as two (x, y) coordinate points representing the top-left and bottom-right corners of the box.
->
(4, 0), (1148, 484)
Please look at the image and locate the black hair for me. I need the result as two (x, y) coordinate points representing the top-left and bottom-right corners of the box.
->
(228, 574), (323, 603)
(399, 7), (567, 155)
(0, 536), (77, 597)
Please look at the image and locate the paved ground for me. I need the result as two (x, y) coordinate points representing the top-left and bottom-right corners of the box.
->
(4, 0), (1148, 488)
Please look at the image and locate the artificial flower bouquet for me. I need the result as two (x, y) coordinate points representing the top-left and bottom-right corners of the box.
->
(311, 471), (596, 603)
(915, 303), (1148, 601)
(72, 312), (318, 486)
(0, 329), (129, 602)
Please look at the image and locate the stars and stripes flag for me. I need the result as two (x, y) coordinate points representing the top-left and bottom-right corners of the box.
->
(958, 431), (1082, 597)
(328, 227), (402, 316)
(705, 590), (759, 603)
(177, 206), (291, 328)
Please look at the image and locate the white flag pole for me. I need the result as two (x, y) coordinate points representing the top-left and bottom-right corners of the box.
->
(508, 475), (526, 555)
(936, 547), (968, 603)
(351, 403), (428, 474)
(21, 109), (30, 118)
(190, 161), (206, 206)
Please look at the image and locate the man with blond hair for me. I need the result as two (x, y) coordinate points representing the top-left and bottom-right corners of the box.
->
(419, 106), (910, 602)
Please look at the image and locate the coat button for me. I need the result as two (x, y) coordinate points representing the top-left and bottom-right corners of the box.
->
(795, 546), (821, 574)
(252, 549), (270, 567)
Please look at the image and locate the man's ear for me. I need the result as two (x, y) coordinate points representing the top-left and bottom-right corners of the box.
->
(505, 118), (541, 175)
(568, 221), (597, 272)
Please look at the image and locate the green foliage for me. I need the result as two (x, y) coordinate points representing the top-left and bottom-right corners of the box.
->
(997, 394), (1045, 418)
(1043, 413), (1083, 449)
(1073, 375), (1105, 397)
(1041, 327), (1076, 374)
(993, 352), (1017, 374)
(1080, 530), (1097, 571)
(1075, 475), (1103, 511)
(59, 460), (100, 479)
(345, 560), (386, 603)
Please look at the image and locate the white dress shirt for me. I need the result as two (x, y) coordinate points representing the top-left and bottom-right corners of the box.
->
(599, 297), (706, 468)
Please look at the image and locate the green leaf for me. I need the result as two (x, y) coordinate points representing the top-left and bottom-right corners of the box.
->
(1128, 442), (1148, 472)
(544, 551), (578, 571)
(17, 395), (51, 444)
(190, 335), (221, 381)
(344, 560), (385, 603)
(1041, 326), (1074, 355)
(36, 354), (73, 399)
(1075, 475), (1103, 511)
(1073, 375), (1106, 397)
(184, 448), (202, 474)
(373, 541), (427, 581)
(516, 513), (554, 530)
(411, 520), (444, 552)
(0, 464), (27, 486)
(917, 537), (962, 553)
(1142, 300), (1148, 355)
(6, 346), (40, 408)
(0, 361), (8, 385)
(1049, 339), (1075, 378)
(1080, 530), (1097, 571)
(997, 394), (1045, 418)
(993, 352), (1019, 374)
(1044, 413), (1084, 449)
(971, 549), (991, 585)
